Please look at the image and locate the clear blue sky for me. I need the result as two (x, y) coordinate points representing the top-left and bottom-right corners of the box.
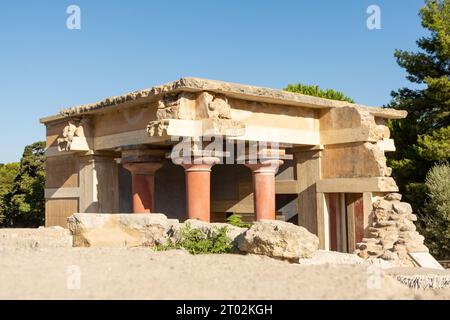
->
(0, 0), (427, 163)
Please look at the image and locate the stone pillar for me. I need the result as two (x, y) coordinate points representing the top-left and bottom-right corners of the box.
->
(245, 159), (283, 221)
(79, 152), (120, 214)
(293, 146), (322, 241)
(181, 157), (220, 222)
(122, 162), (162, 213)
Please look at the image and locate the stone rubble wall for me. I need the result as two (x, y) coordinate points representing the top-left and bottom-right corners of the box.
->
(68, 213), (319, 261)
(355, 193), (429, 267)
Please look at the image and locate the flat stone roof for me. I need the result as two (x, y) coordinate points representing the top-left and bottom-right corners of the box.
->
(40, 77), (407, 123)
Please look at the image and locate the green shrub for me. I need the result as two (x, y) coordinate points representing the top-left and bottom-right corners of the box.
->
(226, 214), (251, 228)
(157, 223), (233, 254)
(418, 162), (450, 259)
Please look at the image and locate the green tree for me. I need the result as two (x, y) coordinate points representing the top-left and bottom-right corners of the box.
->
(0, 163), (20, 224)
(387, 0), (450, 213)
(1, 142), (46, 227)
(284, 83), (354, 103)
(419, 163), (450, 259)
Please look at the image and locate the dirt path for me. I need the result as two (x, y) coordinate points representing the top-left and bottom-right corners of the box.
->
(0, 229), (449, 300)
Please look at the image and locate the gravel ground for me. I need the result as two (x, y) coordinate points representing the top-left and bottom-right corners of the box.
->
(0, 228), (449, 300)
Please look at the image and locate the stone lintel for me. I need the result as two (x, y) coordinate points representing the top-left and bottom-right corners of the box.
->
(316, 177), (398, 193)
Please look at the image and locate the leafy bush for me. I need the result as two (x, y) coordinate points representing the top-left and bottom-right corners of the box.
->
(157, 223), (233, 254)
(226, 214), (251, 228)
(284, 84), (354, 103)
(417, 163), (450, 259)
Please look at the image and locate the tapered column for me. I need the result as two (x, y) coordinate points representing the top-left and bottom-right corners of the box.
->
(181, 157), (220, 222)
(123, 162), (162, 213)
(245, 159), (283, 221)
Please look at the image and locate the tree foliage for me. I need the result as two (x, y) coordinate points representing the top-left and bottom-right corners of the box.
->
(0, 142), (46, 227)
(0, 163), (20, 224)
(387, 0), (450, 214)
(284, 84), (354, 103)
(418, 163), (450, 259)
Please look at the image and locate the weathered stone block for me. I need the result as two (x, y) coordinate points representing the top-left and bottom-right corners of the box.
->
(392, 202), (413, 215)
(381, 250), (398, 261)
(238, 220), (319, 261)
(384, 193), (402, 201)
(68, 213), (177, 248)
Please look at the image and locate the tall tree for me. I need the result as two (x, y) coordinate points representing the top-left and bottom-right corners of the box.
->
(1, 142), (45, 227)
(0, 163), (20, 224)
(388, 0), (450, 212)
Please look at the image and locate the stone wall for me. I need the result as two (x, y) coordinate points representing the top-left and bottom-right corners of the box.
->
(355, 193), (429, 267)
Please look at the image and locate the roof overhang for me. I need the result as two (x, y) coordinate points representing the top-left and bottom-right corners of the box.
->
(40, 77), (407, 124)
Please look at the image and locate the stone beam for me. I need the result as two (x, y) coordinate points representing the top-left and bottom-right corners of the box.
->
(316, 177), (399, 193)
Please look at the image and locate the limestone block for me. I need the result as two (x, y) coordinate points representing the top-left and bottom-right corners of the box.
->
(381, 250), (398, 261)
(381, 239), (395, 250)
(156, 92), (196, 120)
(196, 92), (232, 120)
(68, 213), (177, 248)
(405, 243), (429, 253)
(392, 202), (413, 215)
(375, 220), (396, 227)
(237, 220), (319, 261)
(319, 107), (384, 144)
(398, 220), (417, 232)
(384, 193), (402, 201)
(321, 142), (391, 178)
(374, 199), (392, 211)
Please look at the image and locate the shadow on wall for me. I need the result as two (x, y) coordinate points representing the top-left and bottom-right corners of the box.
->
(154, 162), (186, 221)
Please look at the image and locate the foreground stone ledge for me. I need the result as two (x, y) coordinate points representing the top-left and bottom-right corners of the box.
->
(0, 227), (72, 249)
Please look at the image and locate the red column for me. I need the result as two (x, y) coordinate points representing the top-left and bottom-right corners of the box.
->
(182, 157), (220, 222)
(123, 162), (162, 213)
(245, 159), (283, 221)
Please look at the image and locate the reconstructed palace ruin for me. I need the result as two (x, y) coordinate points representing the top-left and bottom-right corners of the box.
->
(41, 77), (430, 266)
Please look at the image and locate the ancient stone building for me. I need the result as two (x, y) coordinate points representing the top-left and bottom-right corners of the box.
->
(40, 77), (428, 262)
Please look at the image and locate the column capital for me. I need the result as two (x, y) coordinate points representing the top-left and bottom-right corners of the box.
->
(180, 156), (221, 172)
(245, 159), (284, 174)
(122, 162), (163, 175)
